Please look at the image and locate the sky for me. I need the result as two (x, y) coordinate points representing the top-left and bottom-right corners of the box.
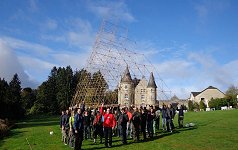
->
(0, 0), (238, 99)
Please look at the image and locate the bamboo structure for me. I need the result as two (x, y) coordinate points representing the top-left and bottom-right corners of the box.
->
(72, 19), (171, 106)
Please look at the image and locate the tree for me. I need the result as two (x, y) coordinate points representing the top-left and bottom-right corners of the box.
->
(194, 102), (199, 111)
(199, 100), (206, 111)
(33, 66), (75, 114)
(0, 78), (9, 118)
(209, 98), (229, 110)
(9, 74), (21, 103)
(225, 85), (238, 107)
(188, 100), (194, 111)
(21, 87), (36, 114)
(32, 81), (48, 114)
(56, 66), (74, 111)
(8, 74), (24, 119)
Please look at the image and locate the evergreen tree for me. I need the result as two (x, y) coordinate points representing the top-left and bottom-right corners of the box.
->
(188, 100), (194, 111)
(194, 102), (199, 111)
(8, 74), (24, 119)
(31, 82), (47, 114)
(0, 78), (9, 118)
(199, 100), (206, 111)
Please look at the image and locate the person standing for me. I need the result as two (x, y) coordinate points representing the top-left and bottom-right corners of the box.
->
(177, 105), (184, 128)
(132, 107), (141, 142)
(119, 107), (129, 144)
(147, 107), (155, 138)
(69, 110), (75, 148)
(74, 108), (84, 150)
(161, 105), (167, 131)
(168, 104), (175, 130)
(166, 105), (172, 132)
(125, 107), (132, 139)
(140, 108), (147, 141)
(154, 106), (160, 134)
(100, 103), (116, 148)
(60, 111), (65, 142)
(93, 111), (103, 144)
(62, 110), (70, 145)
(83, 111), (91, 140)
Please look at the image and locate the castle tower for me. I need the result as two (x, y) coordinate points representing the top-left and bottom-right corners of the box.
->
(135, 76), (148, 107)
(146, 72), (157, 105)
(118, 66), (134, 107)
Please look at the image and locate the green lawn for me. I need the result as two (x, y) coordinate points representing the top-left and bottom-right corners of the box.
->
(1, 110), (238, 150)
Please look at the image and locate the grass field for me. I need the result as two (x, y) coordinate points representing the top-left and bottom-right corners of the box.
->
(1, 109), (238, 150)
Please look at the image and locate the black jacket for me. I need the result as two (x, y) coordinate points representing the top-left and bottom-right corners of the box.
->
(119, 113), (128, 128)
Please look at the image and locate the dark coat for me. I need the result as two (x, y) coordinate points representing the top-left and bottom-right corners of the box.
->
(74, 112), (84, 131)
(141, 112), (147, 127)
(62, 114), (70, 129)
(119, 113), (128, 128)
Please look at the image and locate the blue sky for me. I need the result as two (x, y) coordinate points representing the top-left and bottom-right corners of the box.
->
(0, 0), (238, 99)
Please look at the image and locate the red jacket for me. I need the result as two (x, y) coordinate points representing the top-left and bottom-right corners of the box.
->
(93, 114), (102, 126)
(100, 107), (116, 128)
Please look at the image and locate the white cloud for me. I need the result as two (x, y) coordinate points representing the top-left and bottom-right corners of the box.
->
(1, 36), (92, 88)
(64, 18), (96, 50)
(52, 51), (89, 70)
(1, 36), (52, 56)
(0, 36), (57, 88)
(0, 40), (38, 88)
(87, 1), (135, 22)
(157, 60), (194, 79)
(158, 51), (238, 98)
(40, 18), (95, 50)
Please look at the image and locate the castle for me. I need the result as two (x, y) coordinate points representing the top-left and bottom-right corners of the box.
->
(118, 66), (158, 107)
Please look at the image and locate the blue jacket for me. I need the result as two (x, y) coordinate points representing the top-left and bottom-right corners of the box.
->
(73, 113), (84, 131)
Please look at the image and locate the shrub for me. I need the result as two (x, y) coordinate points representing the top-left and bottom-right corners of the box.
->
(0, 119), (9, 138)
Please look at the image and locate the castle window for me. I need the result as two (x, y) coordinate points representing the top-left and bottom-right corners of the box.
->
(151, 89), (154, 92)
(125, 94), (128, 99)
(141, 89), (146, 93)
(125, 85), (128, 90)
(141, 95), (145, 100)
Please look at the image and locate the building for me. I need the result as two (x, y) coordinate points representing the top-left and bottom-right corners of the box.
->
(159, 95), (188, 108)
(118, 66), (157, 107)
(188, 86), (225, 107)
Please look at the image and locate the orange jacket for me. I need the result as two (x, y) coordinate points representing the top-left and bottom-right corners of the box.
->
(127, 111), (132, 121)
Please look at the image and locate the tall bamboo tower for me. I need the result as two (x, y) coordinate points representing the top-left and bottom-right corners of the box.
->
(72, 19), (171, 106)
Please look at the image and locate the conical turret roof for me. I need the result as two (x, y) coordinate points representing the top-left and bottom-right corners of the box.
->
(147, 72), (157, 88)
(121, 66), (132, 83)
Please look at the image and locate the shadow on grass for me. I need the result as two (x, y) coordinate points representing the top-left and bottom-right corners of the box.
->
(22, 115), (60, 123)
(0, 130), (27, 148)
(152, 126), (197, 140)
(16, 121), (59, 129)
(83, 127), (197, 150)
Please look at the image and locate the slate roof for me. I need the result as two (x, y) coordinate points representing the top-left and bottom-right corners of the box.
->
(147, 72), (157, 88)
(191, 86), (224, 97)
(121, 66), (132, 82)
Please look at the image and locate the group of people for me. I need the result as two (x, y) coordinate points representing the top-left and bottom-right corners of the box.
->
(60, 101), (185, 150)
